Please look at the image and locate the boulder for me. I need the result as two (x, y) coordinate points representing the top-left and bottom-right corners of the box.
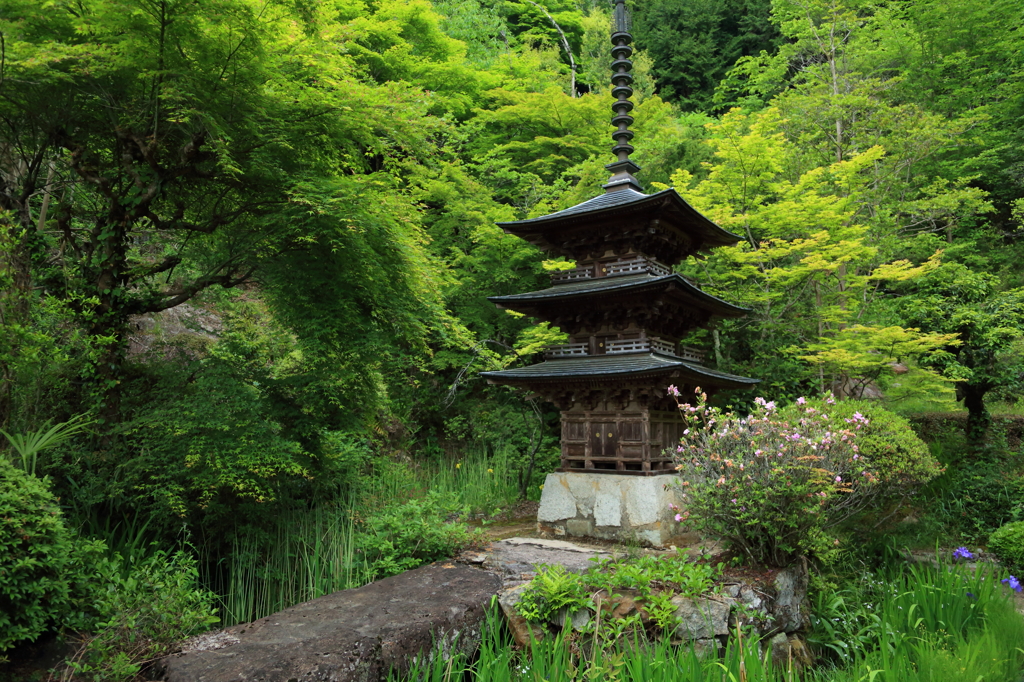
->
(158, 563), (500, 682)
(771, 561), (810, 633)
(671, 596), (733, 639)
(497, 583), (546, 647)
(767, 633), (813, 674)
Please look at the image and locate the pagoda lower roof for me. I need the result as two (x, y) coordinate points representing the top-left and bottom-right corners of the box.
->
(496, 188), (741, 261)
(488, 273), (748, 318)
(480, 352), (758, 389)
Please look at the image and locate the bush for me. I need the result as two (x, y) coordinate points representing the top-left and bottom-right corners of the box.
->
(671, 390), (877, 566)
(62, 549), (219, 682)
(813, 400), (942, 495)
(989, 521), (1024, 575)
(358, 492), (476, 578)
(0, 458), (76, 650)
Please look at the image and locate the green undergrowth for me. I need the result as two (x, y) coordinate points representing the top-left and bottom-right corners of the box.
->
(397, 558), (1024, 682)
(216, 449), (520, 626)
(515, 552), (721, 631)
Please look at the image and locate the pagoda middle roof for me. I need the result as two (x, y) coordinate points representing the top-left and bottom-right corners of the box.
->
(497, 188), (742, 256)
(480, 352), (758, 389)
(488, 273), (749, 318)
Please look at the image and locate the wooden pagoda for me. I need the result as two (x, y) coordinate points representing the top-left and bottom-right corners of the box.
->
(481, 0), (757, 476)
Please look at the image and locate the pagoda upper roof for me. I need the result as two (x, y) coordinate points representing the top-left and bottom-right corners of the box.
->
(497, 188), (741, 263)
(480, 352), (758, 389)
(489, 272), (748, 319)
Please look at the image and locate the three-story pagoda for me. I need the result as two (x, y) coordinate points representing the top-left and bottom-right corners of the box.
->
(482, 0), (757, 476)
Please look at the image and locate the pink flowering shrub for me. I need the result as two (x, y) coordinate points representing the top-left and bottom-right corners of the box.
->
(670, 388), (878, 566)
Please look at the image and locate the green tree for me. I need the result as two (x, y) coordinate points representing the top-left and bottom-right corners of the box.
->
(0, 0), (447, 427)
(634, 0), (781, 111)
(899, 263), (1024, 442)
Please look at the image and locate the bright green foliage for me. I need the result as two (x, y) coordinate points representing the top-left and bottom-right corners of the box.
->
(0, 413), (94, 476)
(358, 492), (476, 578)
(662, 101), (988, 399)
(584, 553), (719, 599)
(0, 459), (76, 650)
(989, 521), (1024, 576)
(407, 561), (1024, 682)
(64, 549), (219, 682)
(516, 554), (719, 627)
(515, 564), (591, 624)
(809, 556), (1011, 668)
(898, 263), (1024, 438)
(0, 0), (451, 425)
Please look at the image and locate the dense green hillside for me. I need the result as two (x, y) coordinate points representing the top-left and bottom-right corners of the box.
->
(2, 0), (1024, 665)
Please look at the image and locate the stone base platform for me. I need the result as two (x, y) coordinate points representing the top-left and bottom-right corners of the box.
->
(536, 472), (688, 547)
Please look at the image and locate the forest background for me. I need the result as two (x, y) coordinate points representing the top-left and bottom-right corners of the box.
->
(2, 0), (1024, 643)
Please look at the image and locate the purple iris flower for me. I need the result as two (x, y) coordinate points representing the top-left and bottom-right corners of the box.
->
(952, 547), (974, 561)
(1002, 575), (1023, 593)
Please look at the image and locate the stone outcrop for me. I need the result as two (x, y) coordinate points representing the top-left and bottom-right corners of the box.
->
(671, 596), (731, 639)
(158, 563), (501, 682)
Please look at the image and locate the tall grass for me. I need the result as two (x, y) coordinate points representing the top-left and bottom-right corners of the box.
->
(360, 445), (522, 515)
(220, 503), (372, 626)
(218, 447), (523, 626)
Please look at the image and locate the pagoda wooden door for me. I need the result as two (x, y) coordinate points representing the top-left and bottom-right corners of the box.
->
(590, 422), (618, 459)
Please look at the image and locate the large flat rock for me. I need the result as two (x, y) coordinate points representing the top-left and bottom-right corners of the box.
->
(158, 563), (501, 682)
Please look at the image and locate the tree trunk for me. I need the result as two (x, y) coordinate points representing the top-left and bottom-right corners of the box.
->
(960, 383), (991, 453)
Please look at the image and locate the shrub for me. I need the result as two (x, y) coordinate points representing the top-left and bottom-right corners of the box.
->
(0, 459), (75, 650)
(62, 549), (219, 682)
(358, 492), (476, 578)
(989, 521), (1024, 575)
(671, 389), (877, 566)
(806, 400), (941, 496)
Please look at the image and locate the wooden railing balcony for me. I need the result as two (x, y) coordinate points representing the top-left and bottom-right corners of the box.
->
(545, 339), (707, 363)
(678, 346), (706, 364)
(544, 343), (589, 359)
(551, 266), (593, 283)
(601, 257), (671, 278)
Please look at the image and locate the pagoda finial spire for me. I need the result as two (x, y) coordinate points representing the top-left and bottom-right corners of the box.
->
(603, 0), (642, 193)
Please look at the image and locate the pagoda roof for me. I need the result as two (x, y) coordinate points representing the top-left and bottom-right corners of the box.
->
(489, 272), (748, 318)
(496, 188), (741, 262)
(481, 352), (758, 389)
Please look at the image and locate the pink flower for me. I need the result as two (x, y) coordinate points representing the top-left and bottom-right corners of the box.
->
(835, 476), (841, 483)
(797, 397), (806, 405)
(667, 385), (681, 397)
(675, 513), (683, 522)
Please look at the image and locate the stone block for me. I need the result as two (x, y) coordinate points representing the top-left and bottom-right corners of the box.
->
(771, 561), (810, 633)
(158, 564), (501, 682)
(624, 477), (662, 526)
(535, 472), (686, 546)
(537, 476), (577, 522)
(593, 483), (622, 527)
(566, 476), (598, 516)
(565, 519), (593, 536)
